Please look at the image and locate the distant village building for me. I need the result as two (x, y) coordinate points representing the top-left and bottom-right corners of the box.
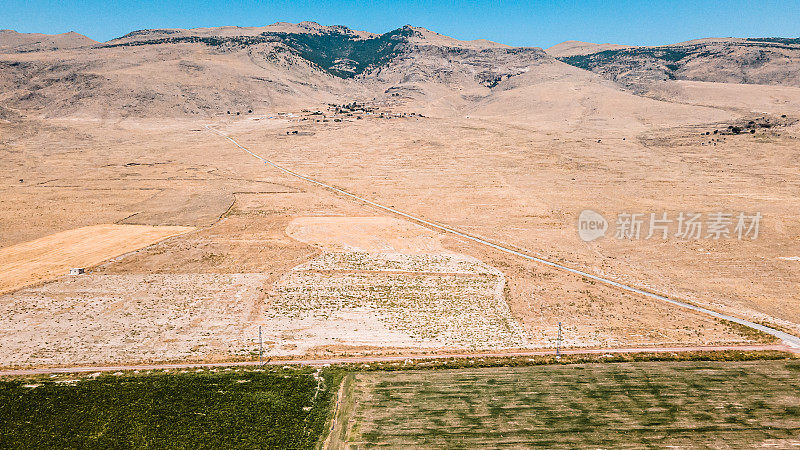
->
(69, 268), (85, 275)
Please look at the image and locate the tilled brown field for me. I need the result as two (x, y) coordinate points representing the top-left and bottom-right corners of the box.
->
(0, 224), (193, 294)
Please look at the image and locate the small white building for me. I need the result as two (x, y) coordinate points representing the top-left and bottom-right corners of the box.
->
(69, 268), (85, 275)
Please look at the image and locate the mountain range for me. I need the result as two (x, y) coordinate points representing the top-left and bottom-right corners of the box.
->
(0, 22), (798, 120)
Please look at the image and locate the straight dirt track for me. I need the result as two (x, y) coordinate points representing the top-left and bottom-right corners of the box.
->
(0, 344), (795, 376)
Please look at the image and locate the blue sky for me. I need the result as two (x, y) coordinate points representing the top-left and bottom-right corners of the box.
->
(3, 0), (799, 47)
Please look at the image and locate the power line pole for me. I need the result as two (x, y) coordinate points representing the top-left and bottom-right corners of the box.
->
(259, 325), (263, 366)
(556, 322), (562, 359)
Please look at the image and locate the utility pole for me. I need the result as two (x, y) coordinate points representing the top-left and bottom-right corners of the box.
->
(556, 322), (562, 359)
(259, 325), (263, 366)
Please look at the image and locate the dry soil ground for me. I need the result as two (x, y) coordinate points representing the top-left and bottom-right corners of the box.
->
(0, 224), (192, 294)
(0, 83), (798, 366)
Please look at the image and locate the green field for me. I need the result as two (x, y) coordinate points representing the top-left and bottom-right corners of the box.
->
(0, 369), (339, 449)
(329, 360), (800, 448)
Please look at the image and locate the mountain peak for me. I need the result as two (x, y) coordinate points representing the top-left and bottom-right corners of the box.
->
(546, 40), (634, 57)
(0, 29), (96, 51)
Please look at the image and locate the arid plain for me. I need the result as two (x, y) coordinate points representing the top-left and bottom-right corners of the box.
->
(1, 24), (799, 367)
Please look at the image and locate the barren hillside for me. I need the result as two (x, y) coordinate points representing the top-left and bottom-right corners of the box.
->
(552, 37), (800, 92)
(0, 23), (556, 119)
(546, 40), (635, 57)
(0, 30), (96, 52)
(5, 24), (795, 120)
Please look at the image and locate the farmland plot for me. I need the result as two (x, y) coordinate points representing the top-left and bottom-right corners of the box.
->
(329, 360), (800, 448)
(0, 224), (193, 294)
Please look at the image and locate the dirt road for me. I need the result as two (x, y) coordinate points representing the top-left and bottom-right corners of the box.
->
(0, 344), (795, 377)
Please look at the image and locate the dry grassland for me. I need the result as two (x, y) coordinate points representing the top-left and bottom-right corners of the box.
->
(0, 82), (797, 366)
(224, 106), (800, 336)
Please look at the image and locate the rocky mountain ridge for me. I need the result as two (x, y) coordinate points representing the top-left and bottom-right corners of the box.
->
(0, 23), (797, 119)
(551, 37), (800, 91)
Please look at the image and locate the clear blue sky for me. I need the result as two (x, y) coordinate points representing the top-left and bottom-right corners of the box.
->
(3, 0), (799, 47)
